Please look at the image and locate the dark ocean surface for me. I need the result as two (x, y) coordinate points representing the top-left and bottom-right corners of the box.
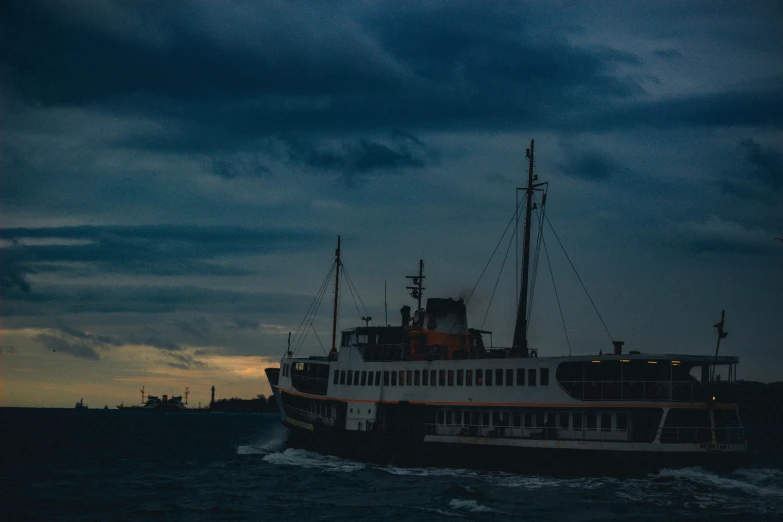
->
(1, 409), (782, 521)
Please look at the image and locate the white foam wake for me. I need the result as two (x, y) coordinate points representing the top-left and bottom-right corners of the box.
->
(236, 427), (288, 455)
(262, 448), (366, 472)
(448, 499), (505, 514)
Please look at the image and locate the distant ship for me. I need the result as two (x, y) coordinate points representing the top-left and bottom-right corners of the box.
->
(117, 387), (190, 411)
(74, 398), (88, 410)
(267, 140), (748, 474)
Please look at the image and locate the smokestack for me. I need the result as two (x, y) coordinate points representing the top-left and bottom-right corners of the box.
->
(210, 385), (215, 406)
(612, 341), (624, 355)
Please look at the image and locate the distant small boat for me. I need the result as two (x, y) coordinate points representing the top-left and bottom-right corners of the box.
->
(75, 398), (88, 410)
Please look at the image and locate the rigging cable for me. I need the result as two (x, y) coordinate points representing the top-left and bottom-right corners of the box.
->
(541, 233), (572, 355)
(481, 214), (518, 330)
(342, 267), (365, 325)
(285, 261), (335, 356)
(292, 262), (336, 356)
(310, 323), (327, 355)
(544, 214), (614, 343)
(342, 265), (372, 323)
(465, 197), (526, 306)
(527, 190), (547, 324)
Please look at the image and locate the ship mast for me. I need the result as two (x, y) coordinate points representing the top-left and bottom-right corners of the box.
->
(329, 236), (341, 356)
(512, 140), (536, 357)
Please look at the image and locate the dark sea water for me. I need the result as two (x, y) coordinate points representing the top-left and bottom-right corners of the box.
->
(1, 409), (782, 521)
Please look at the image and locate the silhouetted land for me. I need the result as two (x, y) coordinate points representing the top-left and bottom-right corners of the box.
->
(209, 394), (279, 413)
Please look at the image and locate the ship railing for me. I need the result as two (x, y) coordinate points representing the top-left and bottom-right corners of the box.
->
(423, 423), (629, 442)
(282, 404), (334, 427)
(657, 426), (746, 445)
(558, 380), (704, 402)
(290, 375), (329, 396)
(358, 343), (408, 361)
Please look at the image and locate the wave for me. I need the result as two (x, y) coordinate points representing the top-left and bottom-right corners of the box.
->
(655, 467), (783, 498)
(236, 427), (288, 455)
(448, 499), (506, 514)
(262, 448), (366, 472)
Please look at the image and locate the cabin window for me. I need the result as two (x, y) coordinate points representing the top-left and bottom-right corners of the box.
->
(375, 371), (382, 386)
(361, 371), (367, 386)
(455, 410), (462, 425)
(617, 412), (628, 431)
(559, 412), (569, 429)
(358, 334), (368, 344)
(391, 371), (397, 386)
(601, 413), (612, 432)
(506, 369), (513, 386)
(536, 411), (545, 427)
(347, 370), (353, 386)
(476, 369), (483, 386)
(354, 371), (361, 386)
(414, 370), (420, 386)
(333, 370), (339, 385)
(340, 371), (346, 385)
(383, 371), (389, 386)
(463, 411), (470, 426)
(492, 411), (500, 426)
(485, 369), (493, 386)
(446, 411), (453, 425)
(587, 413), (597, 430)
(528, 369), (537, 386)
(422, 370), (429, 386)
(399, 370), (405, 386)
(482, 411), (490, 426)
(457, 369), (464, 386)
(546, 412), (556, 427)
(502, 411), (510, 426)
(438, 410), (445, 424)
(472, 410), (481, 426)
(573, 413), (583, 430)
(430, 370), (437, 386)
(524, 412), (533, 428)
(448, 370), (454, 386)
(496, 369), (503, 386)
(406, 370), (412, 386)
(541, 368), (550, 386)
(466, 369), (473, 386)
(439, 370), (446, 386)
(513, 411), (522, 427)
(517, 368), (525, 386)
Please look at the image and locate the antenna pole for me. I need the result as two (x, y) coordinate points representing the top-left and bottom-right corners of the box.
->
(385, 280), (388, 326)
(512, 139), (535, 357)
(185, 386), (189, 405)
(711, 310), (728, 381)
(140, 385), (145, 404)
(330, 236), (341, 355)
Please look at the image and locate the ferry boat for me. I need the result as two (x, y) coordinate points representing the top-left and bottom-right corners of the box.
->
(266, 140), (748, 474)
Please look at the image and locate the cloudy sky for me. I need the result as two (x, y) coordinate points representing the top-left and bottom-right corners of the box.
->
(1, 1), (781, 407)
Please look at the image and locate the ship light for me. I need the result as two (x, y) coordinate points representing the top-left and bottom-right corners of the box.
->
(591, 360), (601, 363)
(712, 396), (716, 401)
(621, 359), (630, 363)
(647, 361), (658, 364)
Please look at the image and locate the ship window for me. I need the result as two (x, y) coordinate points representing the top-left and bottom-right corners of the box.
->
(502, 411), (510, 427)
(476, 369), (483, 386)
(399, 370), (405, 386)
(354, 371), (361, 385)
(446, 411), (453, 425)
(492, 411), (500, 426)
(471, 410), (480, 426)
(347, 370), (353, 386)
(485, 369), (493, 386)
(524, 412), (533, 428)
(340, 371), (346, 385)
(439, 370), (446, 386)
(406, 370), (412, 386)
(513, 411), (522, 427)
(601, 413), (612, 432)
(573, 413), (583, 430)
(383, 371), (389, 386)
(536, 411), (544, 427)
(448, 370), (454, 386)
(430, 370), (437, 386)
(455, 410), (462, 425)
(375, 371), (382, 386)
(466, 369), (473, 386)
(587, 413), (597, 430)
(517, 368), (525, 386)
(496, 369), (503, 386)
(541, 368), (550, 386)
(506, 369), (513, 386)
(358, 334), (368, 344)
(617, 413), (628, 431)
(438, 410), (445, 424)
(333, 370), (339, 385)
(546, 412), (556, 426)
(457, 369), (463, 386)
(464, 411), (470, 426)
(559, 412), (569, 429)
(414, 370), (420, 386)
(361, 371), (367, 386)
(422, 370), (429, 386)
(482, 411), (490, 426)
(350, 408), (353, 413)
(528, 369), (537, 386)
(391, 371), (397, 386)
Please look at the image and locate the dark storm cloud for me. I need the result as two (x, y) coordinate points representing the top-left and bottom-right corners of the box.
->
(720, 139), (783, 201)
(1, 284), (313, 318)
(652, 49), (684, 59)
(0, 252), (33, 294)
(165, 352), (207, 370)
(559, 148), (628, 181)
(58, 326), (121, 347)
(0, 225), (327, 278)
(208, 157), (270, 180)
(176, 318), (212, 339)
(34, 333), (100, 360)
